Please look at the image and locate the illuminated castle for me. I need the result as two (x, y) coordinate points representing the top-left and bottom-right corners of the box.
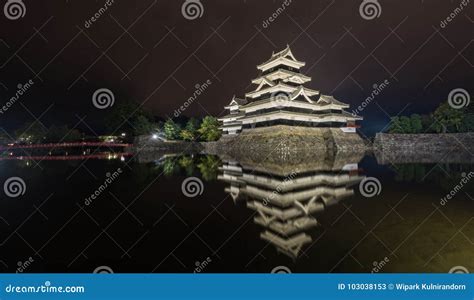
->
(219, 45), (362, 135)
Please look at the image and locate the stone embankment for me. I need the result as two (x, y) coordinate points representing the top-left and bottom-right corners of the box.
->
(132, 126), (368, 163)
(374, 133), (474, 164)
(132, 131), (474, 164)
(202, 125), (368, 161)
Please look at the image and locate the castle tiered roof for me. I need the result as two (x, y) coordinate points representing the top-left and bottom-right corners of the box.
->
(251, 69), (311, 85)
(219, 45), (362, 135)
(257, 45), (306, 71)
(224, 95), (247, 109)
(244, 82), (319, 99)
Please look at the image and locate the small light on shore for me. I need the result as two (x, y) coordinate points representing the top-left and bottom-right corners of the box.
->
(152, 134), (158, 139)
(121, 133), (126, 137)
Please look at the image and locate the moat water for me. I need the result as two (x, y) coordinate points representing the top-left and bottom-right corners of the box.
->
(0, 152), (473, 273)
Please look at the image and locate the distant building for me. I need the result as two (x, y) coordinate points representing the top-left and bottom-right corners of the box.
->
(98, 135), (125, 143)
(219, 45), (362, 135)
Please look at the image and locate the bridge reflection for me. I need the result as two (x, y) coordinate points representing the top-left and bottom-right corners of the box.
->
(0, 152), (133, 161)
(0, 142), (131, 150)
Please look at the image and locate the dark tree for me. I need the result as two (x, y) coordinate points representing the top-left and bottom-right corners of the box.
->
(164, 119), (181, 140)
(198, 116), (221, 141)
(105, 101), (155, 136)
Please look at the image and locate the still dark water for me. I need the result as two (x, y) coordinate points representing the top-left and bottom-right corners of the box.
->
(0, 152), (473, 273)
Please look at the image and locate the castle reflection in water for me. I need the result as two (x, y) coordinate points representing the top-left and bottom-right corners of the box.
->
(217, 154), (365, 260)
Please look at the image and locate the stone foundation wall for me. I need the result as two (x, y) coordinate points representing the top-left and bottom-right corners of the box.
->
(202, 125), (367, 160)
(374, 133), (474, 164)
(133, 126), (368, 162)
(330, 128), (371, 151)
(374, 133), (474, 150)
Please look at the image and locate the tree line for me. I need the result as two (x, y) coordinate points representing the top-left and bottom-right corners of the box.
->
(104, 101), (222, 142)
(2, 123), (84, 144)
(103, 101), (221, 142)
(162, 117), (220, 142)
(388, 102), (474, 134)
(0, 101), (222, 144)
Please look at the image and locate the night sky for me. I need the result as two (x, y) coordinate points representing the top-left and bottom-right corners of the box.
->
(0, 0), (472, 136)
